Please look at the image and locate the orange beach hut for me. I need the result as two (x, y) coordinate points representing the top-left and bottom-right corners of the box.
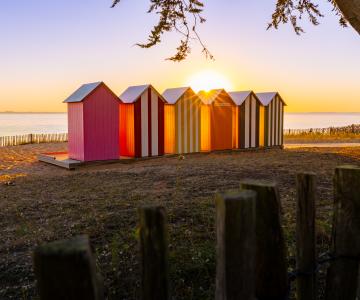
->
(198, 89), (235, 151)
(228, 91), (264, 149)
(119, 84), (166, 158)
(64, 82), (122, 162)
(162, 87), (202, 154)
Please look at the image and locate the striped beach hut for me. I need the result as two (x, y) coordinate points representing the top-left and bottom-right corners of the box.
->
(256, 92), (286, 147)
(228, 91), (263, 149)
(198, 89), (235, 151)
(64, 82), (121, 162)
(162, 87), (202, 154)
(119, 84), (166, 158)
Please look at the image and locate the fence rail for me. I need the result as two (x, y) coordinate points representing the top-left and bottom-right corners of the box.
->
(0, 133), (68, 147)
(31, 166), (360, 300)
(284, 124), (360, 135)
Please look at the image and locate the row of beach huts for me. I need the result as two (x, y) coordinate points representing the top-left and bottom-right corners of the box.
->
(64, 82), (286, 162)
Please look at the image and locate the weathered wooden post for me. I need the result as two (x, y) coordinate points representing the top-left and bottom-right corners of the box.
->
(296, 173), (316, 300)
(325, 165), (360, 300)
(139, 206), (169, 300)
(215, 190), (257, 300)
(240, 180), (288, 300)
(33, 235), (102, 300)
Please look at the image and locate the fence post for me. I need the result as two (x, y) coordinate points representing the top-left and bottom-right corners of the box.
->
(240, 180), (288, 300)
(296, 173), (316, 300)
(215, 190), (256, 300)
(139, 206), (169, 300)
(325, 165), (360, 300)
(33, 235), (103, 300)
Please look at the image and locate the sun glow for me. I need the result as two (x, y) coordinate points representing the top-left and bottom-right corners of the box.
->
(186, 70), (233, 92)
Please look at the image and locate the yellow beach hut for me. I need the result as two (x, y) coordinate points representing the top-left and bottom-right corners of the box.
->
(256, 92), (286, 147)
(162, 87), (202, 154)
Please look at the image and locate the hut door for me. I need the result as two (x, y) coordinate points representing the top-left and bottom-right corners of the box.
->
(211, 104), (233, 150)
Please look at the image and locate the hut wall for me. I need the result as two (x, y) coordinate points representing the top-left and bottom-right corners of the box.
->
(119, 103), (135, 157)
(68, 102), (84, 161)
(201, 105), (211, 151)
(130, 88), (165, 158)
(264, 95), (284, 147)
(174, 91), (201, 154)
(232, 107), (238, 149)
(238, 94), (260, 149)
(210, 93), (234, 151)
(259, 106), (265, 147)
(164, 104), (175, 154)
(83, 86), (120, 161)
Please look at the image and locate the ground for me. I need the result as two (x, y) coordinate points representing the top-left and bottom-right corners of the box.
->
(1, 143), (360, 299)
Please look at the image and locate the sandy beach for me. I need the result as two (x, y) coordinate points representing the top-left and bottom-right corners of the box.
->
(1, 142), (360, 299)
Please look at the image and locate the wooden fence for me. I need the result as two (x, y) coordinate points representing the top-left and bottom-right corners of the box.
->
(32, 165), (360, 300)
(285, 124), (360, 135)
(0, 133), (68, 147)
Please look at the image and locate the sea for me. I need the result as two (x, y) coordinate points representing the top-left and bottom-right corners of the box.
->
(0, 112), (360, 137)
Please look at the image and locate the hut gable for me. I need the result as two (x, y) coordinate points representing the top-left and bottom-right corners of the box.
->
(198, 89), (223, 105)
(63, 82), (103, 103)
(256, 92), (286, 106)
(119, 84), (166, 103)
(162, 87), (191, 104)
(229, 91), (259, 106)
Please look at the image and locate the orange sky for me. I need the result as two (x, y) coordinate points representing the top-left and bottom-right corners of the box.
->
(1, 1), (359, 113)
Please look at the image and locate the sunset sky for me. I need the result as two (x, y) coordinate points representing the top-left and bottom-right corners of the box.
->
(1, 0), (359, 112)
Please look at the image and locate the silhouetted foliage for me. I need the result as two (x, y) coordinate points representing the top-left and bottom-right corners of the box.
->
(111, 0), (348, 61)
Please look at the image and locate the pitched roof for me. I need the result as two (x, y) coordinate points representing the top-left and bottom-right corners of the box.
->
(197, 89), (224, 105)
(228, 91), (252, 106)
(256, 92), (287, 106)
(119, 84), (166, 103)
(63, 82), (103, 103)
(162, 87), (191, 104)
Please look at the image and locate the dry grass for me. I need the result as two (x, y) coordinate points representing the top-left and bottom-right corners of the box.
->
(1, 143), (360, 299)
(284, 132), (360, 143)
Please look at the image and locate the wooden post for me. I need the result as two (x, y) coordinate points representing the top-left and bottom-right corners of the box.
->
(325, 165), (360, 300)
(139, 206), (169, 300)
(215, 190), (257, 300)
(240, 180), (288, 300)
(33, 235), (102, 300)
(296, 173), (316, 300)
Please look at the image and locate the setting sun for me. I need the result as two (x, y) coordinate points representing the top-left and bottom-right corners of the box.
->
(186, 70), (233, 92)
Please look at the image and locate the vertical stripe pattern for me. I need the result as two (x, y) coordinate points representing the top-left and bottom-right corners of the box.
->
(128, 88), (165, 157)
(263, 95), (284, 147)
(173, 90), (202, 154)
(237, 94), (261, 149)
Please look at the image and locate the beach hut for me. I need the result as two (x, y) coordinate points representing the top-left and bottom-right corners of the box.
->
(228, 91), (263, 149)
(63, 81), (121, 162)
(162, 87), (202, 154)
(256, 92), (286, 147)
(198, 89), (235, 151)
(119, 84), (166, 158)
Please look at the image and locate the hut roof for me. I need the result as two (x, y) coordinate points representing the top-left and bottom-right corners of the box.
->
(197, 89), (224, 105)
(119, 84), (166, 103)
(228, 91), (255, 106)
(63, 82), (103, 103)
(256, 92), (287, 106)
(162, 87), (192, 104)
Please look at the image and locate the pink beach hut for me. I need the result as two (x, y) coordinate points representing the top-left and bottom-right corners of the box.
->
(63, 82), (122, 162)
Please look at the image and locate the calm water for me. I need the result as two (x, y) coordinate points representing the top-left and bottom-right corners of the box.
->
(0, 112), (360, 136)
